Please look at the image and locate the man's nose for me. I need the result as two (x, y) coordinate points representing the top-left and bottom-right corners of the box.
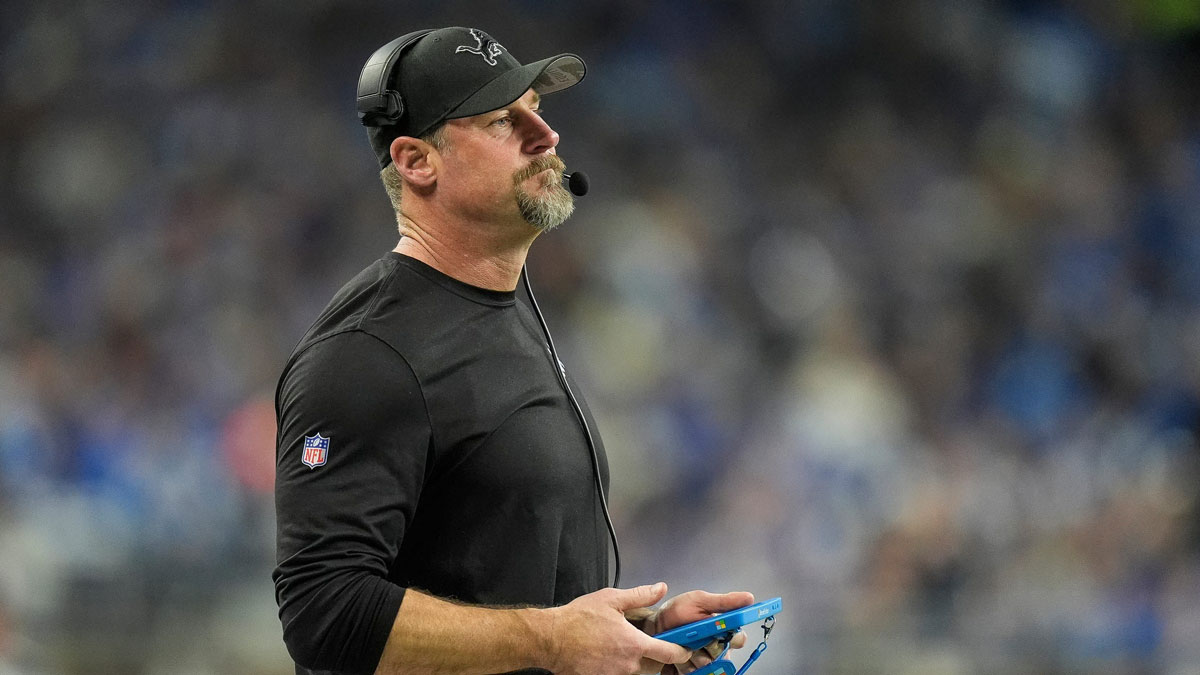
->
(522, 112), (559, 155)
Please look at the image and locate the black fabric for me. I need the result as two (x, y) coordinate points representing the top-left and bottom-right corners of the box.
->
(363, 26), (585, 168)
(274, 253), (609, 675)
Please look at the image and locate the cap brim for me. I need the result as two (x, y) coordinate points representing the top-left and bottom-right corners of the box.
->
(445, 53), (586, 121)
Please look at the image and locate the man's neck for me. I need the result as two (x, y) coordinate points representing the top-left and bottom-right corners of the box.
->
(393, 211), (538, 292)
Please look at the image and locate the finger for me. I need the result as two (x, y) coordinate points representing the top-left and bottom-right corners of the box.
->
(702, 639), (723, 660)
(685, 590), (756, 614)
(730, 630), (747, 649)
(626, 606), (657, 633)
(690, 651), (713, 668)
(612, 582), (669, 611)
(636, 657), (667, 674)
(640, 635), (692, 665)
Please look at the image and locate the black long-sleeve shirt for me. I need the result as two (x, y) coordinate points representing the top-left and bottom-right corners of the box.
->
(273, 253), (610, 675)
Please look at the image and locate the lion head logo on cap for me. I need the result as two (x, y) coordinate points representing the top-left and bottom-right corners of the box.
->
(456, 28), (505, 66)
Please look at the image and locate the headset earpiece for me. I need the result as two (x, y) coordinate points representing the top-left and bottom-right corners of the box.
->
(356, 29), (434, 127)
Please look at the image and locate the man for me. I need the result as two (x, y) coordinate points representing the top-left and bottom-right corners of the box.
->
(273, 26), (753, 675)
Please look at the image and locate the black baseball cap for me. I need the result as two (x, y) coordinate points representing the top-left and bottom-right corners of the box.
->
(359, 27), (586, 169)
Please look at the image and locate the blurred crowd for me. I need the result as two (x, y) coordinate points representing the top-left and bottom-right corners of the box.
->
(1, 0), (1198, 673)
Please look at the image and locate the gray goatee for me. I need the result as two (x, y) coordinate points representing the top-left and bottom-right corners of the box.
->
(513, 156), (575, 232)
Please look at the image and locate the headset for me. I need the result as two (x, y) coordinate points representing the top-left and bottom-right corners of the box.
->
(356, 29), (434, 126)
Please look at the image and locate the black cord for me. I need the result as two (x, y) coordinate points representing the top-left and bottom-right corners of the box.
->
(521, 265), (621, 588)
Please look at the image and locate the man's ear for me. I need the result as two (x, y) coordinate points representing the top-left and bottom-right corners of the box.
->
(389, 136), (438, 189)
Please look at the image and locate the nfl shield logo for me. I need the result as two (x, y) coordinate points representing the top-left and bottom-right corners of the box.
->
(301, 433), (330, 469)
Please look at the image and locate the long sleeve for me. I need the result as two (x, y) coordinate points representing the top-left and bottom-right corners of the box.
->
(273, 330), (433, 675)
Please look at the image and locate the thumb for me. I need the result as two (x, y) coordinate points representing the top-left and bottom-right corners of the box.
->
(611, 582), (669, 611)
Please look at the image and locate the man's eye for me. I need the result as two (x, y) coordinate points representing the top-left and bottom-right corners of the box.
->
(532, 108), (544, 116)
(492, 117), (511, 127)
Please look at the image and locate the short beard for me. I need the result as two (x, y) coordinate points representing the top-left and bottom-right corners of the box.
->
(512, 155), (575, 232)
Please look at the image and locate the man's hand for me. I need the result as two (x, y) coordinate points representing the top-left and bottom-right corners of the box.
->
(544, 583), (693, 675)
(638, 589), (756, 675)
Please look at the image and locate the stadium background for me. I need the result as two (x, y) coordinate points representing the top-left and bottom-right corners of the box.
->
(2, 0), (1199, 672)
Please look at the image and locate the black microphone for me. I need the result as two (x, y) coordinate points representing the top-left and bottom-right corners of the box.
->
(563, 171), (589, 197)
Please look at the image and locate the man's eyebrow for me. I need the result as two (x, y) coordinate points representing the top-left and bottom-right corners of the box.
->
(529, 92), (541, 108)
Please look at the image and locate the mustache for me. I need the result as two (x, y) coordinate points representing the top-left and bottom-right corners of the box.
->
(513, 155), (566, 185)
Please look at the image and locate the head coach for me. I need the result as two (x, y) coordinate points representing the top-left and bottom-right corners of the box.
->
(272, 27), (754, 675)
